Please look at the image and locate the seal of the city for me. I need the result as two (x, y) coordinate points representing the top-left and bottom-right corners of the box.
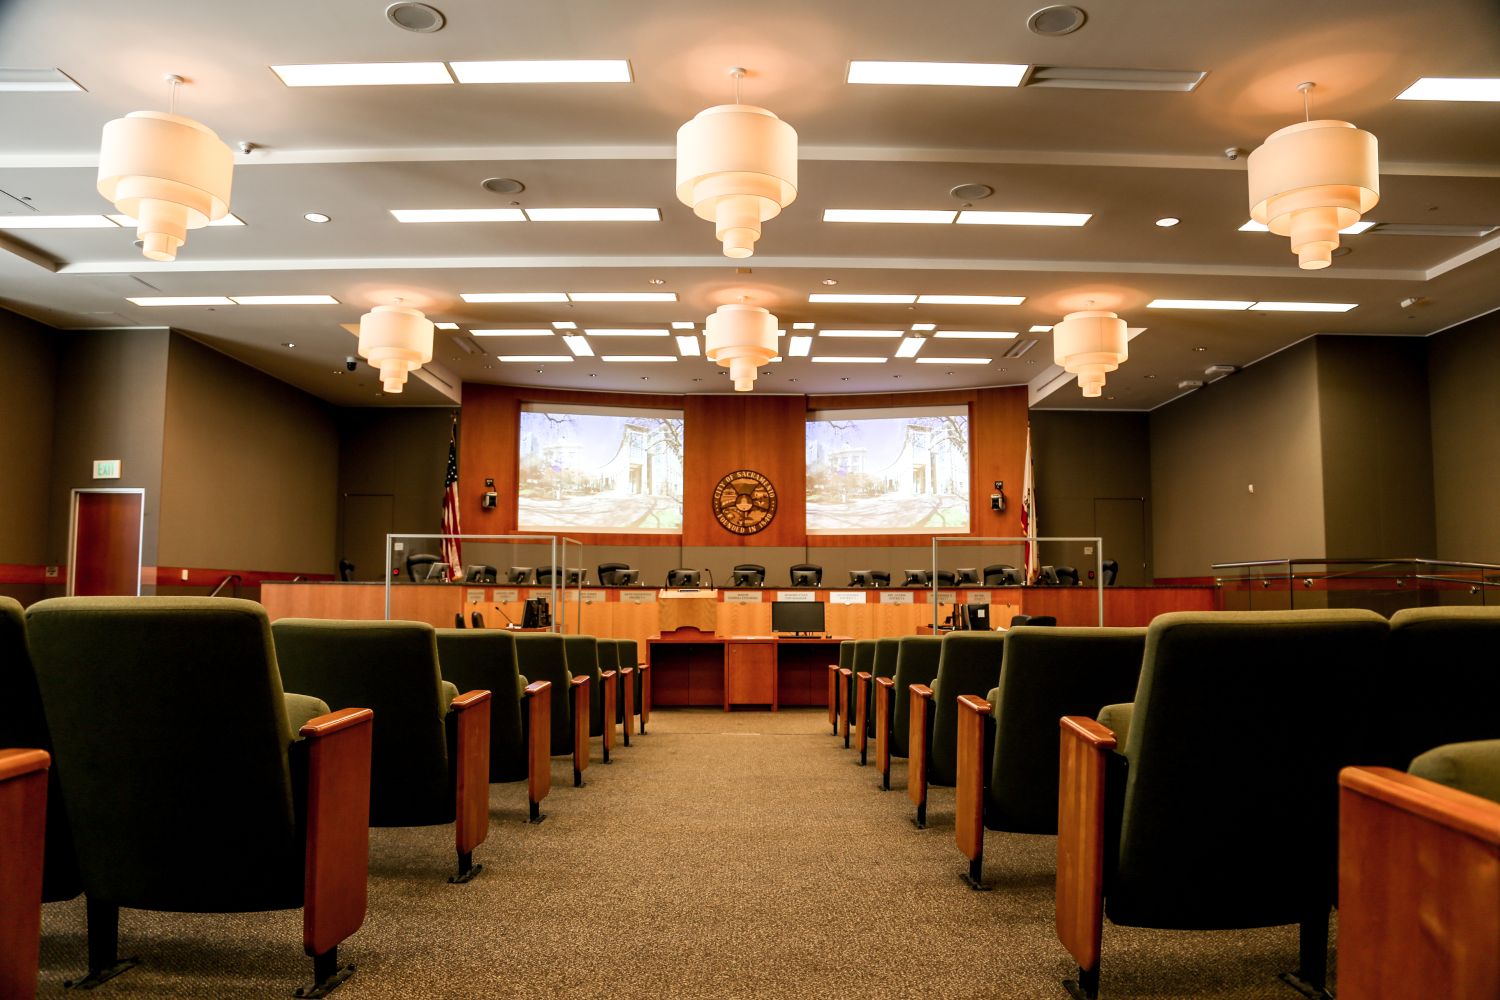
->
(712, 469), (777, 535)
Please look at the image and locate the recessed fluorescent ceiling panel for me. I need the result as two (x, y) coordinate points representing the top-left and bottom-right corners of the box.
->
(916, 294), (1026, 305)
(109, 212), (244, 228)
(847, 61), (1027, 87)
(524, 208), (660, 221)
(808, 293), (917, 304)
(448, 60), (632, 84)
(1250, 301), (1358, 313)
(569, 292), (677, 302)
(434, 322), (460, 330)
(498, 355), (572, 362)
(672, 321), (696, 329)
(552, 321), (577, 329)
(0, 68), (84, 92)
(391, 208), (526, 223)
(1024, 65), (1206, 92)
(675, 336), (700, 356)
(956, 211), (1091, 226)
(0, 215), (117, 229)
(823, 209), (958, 224)
(602, 356), (676, 362)
(933, 331), (1018, 339)
(793, 322), (816, 329)
(1148, 299), (1356, 312)
(806, 405), (970, 533)
(894, 337), (926, 357)
(809, 356), (888, 363)
(915, 357), (991, 364)
(518, 403), (683, 533)
(461, 292), (569, 303)
(470, 329), (554, 337)
(1029, 325), (1054, 332)
(818, 330), (903, 338)
(1397, 78), (1500, 102)
(562, 336), (594, 356)
(584, 328), (670, 337)
(271, 62), (452, 87)
(1239, 219), (1372, 235)
(788, 336), (813, 356)
(126, 296), (235, 306)
(229, 295), (339, 305)
(1147, 299), (1254, 310)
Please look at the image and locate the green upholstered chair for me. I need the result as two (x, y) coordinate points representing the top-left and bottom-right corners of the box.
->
(908, 632), (1005, 828)
(616, 638), (647, 734)
(514, 633), (591, 786)
(597, 639), (639, 744)
(953, 627), (1146, 888)
(0, 597), (80, 906)
(563, 635), (618, 763)
(840, 639), (878, 748)
(272, 619), (491, 884)
(874, 636), (944, 790)
(829, 640), (855, 735)
(854, 637), (901, 765)
(26, 597), (372, 995)
(435, 629), (553, 822)
(1, 748), (49, 1000)
(1385, 607), (1500, 768)
(1056, 609), (1389, 1000)
(1409, 738), (1500, 804)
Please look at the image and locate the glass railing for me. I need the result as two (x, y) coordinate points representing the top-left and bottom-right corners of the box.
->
(384, 533), (582, 632)
(1212, 558), (1500, 615)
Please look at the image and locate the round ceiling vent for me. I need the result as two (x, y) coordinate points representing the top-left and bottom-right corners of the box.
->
(1028, 4), (1087, 35)
(480, 177), (526, 195)
(949, 183), (994, 201)
(385, 3), (445, 33)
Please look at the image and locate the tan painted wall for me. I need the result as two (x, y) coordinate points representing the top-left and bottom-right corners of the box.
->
(1428, 309), (1500, 562)
(0, 311), (58, 602)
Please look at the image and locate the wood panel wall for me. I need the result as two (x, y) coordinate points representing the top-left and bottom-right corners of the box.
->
(460, 383), (1029, 548)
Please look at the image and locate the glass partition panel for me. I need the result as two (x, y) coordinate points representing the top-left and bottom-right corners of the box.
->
(384, 533), (580, 632)
(1213, 559), (1500, 614)
(935, 536), (1103, 629)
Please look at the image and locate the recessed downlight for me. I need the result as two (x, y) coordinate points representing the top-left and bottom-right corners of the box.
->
(950, 183), (994, 201)
(481, 177), (526, 195)
(1028, 5), (1088, 35)
(385, 2), (446, 32)
(304, 212), (331, 224)
(1155, 217), (1180, 228)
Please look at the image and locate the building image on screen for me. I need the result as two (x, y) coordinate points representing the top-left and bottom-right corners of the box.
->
(806, 406), (970, 533)
(518, 403), (684, 532)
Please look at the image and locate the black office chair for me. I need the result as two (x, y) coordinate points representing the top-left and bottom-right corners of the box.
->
(790, 564), (822, 587)
(534, 566), (559, 587)
(453, 612), (466, 628)
(1056, 566), (1080, 586)
(563, 568), (587, 587)
(1037, 565), (1061, 586)
(983, 564), (1018, 587)
(471, 611), (485, 629)
(903, 569), (931, 587)
(507, 567), (533, 585)
(1010, 614), (1033, 627)
(338, 559), (355, 582)
(666, 569), (702, 588)
(869, 570), (890, 588)
(850, 570), (889, 588)
(955, 568), (980, 586)
(464, 565), (497, 584)
(1028, 616), (1057, 627)
(731, 564), (766, 587)
(935, 569), (957, 587)
(1101, 559), (1119, 586)
(598, 562), (633, 586)
(406, 553), (442, 582)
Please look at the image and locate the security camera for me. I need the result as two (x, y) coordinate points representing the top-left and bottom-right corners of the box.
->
(344, 356), (358, 372)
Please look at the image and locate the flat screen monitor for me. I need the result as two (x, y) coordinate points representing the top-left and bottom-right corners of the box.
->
(507, 567), (532, 585)
(423, 562), (452, 583)
(772, 600), (826, 636)
(790, 568), (820, 587)
(465, 565), (497, 584)
(903, 569), (930, 587)
(668, 569), (702, 588)
(966, 604), (991, 631)
(849, 570), (874, 588)
(731, 570), (763, 587)
(615, 569), (640, 586)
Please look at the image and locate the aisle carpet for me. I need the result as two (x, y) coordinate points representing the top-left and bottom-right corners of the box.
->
(38, 708), (1332, 998)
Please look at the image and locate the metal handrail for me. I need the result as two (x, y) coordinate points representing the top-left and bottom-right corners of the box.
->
(1213, 556), (1500, 572)
(207, 574), (240, 597)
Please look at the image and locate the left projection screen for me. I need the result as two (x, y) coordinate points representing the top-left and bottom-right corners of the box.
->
(518, 403), (685, 532)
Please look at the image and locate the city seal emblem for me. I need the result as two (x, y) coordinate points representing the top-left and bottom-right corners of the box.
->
(712, 469), (777, 535)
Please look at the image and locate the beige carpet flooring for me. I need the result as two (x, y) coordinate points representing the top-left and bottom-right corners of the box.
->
(38, 708), (1332, 998)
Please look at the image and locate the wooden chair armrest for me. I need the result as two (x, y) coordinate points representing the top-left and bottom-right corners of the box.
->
(301, 708), (373, 959)
(855, 671), (872, 759)
(0, 747), (49, 1000)
(875, 677), (896, 787)
(0, 747), (49, 782)
(619, 667), (635, 739)
(601, 670), (617, 757)
(522, 681), (551, 817)
(910, 682), (934, 699)
(637, 662), (650, 728)
(452, 692), (491, 858)
(908, 684), (935, 815)
(571, 676), (590, 784)
(958, 694), (992, 716)
(827, 665), (839, 729)
(956, 697), (994, 870)
(1055, 715), (1117, 979)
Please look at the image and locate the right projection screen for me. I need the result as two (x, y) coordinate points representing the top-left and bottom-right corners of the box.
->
(805, 405), (970, 534)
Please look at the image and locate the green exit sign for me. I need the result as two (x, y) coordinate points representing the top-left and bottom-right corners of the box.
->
(92, 459), (121, 479)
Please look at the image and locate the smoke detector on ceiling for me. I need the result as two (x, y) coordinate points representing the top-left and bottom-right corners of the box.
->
(386, 2), (445, 32)
(1027, 5), (1088, 35)
(950, 183), (994, 201)
(480, 177), (525, 195)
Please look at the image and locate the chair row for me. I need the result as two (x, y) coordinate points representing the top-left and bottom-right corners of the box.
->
(0, 596), (646, 999)
(826, 607), (1500, 999)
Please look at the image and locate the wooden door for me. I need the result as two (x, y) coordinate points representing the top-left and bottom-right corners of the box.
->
(340, 493), (393, 581)
(70, 490), (143, 596)
(1094, 497), (1149, 586)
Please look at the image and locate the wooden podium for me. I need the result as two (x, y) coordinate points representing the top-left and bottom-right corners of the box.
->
(657, 589), (718, 635)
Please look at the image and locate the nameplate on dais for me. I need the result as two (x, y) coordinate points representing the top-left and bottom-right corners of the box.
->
(724, 590), (764, 604)
(777, 591), (817, 602)
(879, 591), (913, 605)
(829, 591), (866, 605)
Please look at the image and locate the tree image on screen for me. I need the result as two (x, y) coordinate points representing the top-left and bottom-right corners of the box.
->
(518, 408), (684, 531)
(806, 410), (970, 533)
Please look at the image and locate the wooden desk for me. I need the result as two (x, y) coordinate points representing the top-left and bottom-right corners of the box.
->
(647, 630), (849, 711)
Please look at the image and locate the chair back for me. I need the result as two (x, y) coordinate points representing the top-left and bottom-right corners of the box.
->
(891, 636), (944, 757)
(405, 553), (442, 582)
(471, 610), (485, 629)
(1385, 607), (1500, 768)
(27, 598), (304, 911)
(563, 636), (604, 736)
(514, 634), (573, 755)
(1109, 609), (1388, 929)
(789, 563), (822, 586)
(1027, 615), (1057, 627)
(338, 559), (354, 582)
(903, 570), (930, 587)
(1055, 566), (1080, 586)
(848, 639), (878, 716)
(955, 568), (980, 585)
(435, 629), (526, 783)
(837, 640), (856, 672)
(929, 632), (1006, 785)
(534, 566), (559, 586)
(866, 637), (902, 727)
(0, 598), (80, 903)
(273, 619), (452, 827)
(935, 570), (957, 587)
(731, 564), (766, 587)
(983, 564), (1018, 587)
(597, 562), (631, 586)
(508, 566), (533, 585)
(988, 627), (1146, 833)
(1101, 560), (1119, 586)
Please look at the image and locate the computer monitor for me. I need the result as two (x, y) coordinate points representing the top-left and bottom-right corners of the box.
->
(1001, 568), (1024, 586)
(789, 568), (820, 588)
(1038, 565), (1060, 586)
(465, 565), (497, 584)
(772, 600), (825, 636)
(614, 569), (640, 586)
(966, 604), (991, 631)
(423, 562), (452, 583)
(507, 567), (532, 585)
(903, 569), (930, 587)
(849, 570), (874, 588)
(563, 568), (586, 587)
(667, 569), (702, 588)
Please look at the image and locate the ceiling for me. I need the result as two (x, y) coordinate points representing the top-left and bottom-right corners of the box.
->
(0, 0), (1496, 409)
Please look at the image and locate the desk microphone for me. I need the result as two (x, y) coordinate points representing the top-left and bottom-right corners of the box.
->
(493, 603), (519, 628)
(704, 568), (714, 589)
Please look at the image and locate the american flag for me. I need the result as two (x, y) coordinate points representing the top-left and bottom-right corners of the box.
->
(1020, 424), (1038, 584)
(442, 418), (462, 571)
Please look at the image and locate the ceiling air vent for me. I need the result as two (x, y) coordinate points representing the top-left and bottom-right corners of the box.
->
(1204, 364), (1237, 383)
(1024, 66), (1207, 93)
(1177, 379), (1204, 390)
(1366, 222), (1498, 238)
(452, 336), (485, 356)
(1003, 338), (1039, 359)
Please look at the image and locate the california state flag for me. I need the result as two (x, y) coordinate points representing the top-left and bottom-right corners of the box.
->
(1021, 425), (1038, 583)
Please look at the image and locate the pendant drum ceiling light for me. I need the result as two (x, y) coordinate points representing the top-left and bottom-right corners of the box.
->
(706, 302), (778, 391)
(1053, 309), (1127, 397)
(96, 75), (233, 262)
(676, 69), (797, 259)
(1247, 83), (1378, 270)
(359, 305), (434, 393)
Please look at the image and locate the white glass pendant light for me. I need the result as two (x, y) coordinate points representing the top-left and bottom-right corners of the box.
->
(705, 301), (778, 391)
(358, 304), (434, 393)
(1053, 309), (1127, 397)
(1247, 82), (1379, 270)
(96, 75), (234, 262)
(676, 69), (797, 258)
